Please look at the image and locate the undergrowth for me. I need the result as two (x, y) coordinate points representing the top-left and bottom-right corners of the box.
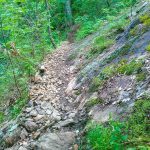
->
(86, 17), (129, 59)
(140, 13), (150, 27)
(79, 98), (150, 150)
(117, 60), (143, 75)
(146, 44), (150, 52)
(89, 59), (143, 92)
(85, 98), (103, 109)
(87, 36), (114, 58)
(75, 1), (131, 41)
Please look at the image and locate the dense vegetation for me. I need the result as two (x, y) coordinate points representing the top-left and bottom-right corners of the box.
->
(80, 98), (150, 150)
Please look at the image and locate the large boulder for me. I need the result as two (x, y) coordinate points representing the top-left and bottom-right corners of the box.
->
(34, 132), (75, 150)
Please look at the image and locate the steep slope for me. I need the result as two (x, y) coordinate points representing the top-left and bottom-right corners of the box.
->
(0, 1), (150, 150)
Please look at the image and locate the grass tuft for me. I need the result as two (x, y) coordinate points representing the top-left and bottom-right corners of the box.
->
(146, 44), (150, 52)
(86, 98), (103, 108)
(117, 60), (143, 75)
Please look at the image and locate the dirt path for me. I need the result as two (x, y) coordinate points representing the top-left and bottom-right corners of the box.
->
(1, 41), (84, 150)
(30, 41), (75, 113)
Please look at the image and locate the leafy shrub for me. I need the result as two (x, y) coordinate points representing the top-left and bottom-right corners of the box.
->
(89, 77), (103, 92)
(87, 35), (114, 59)
(9, 94), (28, 119)
(89, 65), (116, 92)
(109, 17), (129, 33)
(117, 60), (143, 75)
(0, 112), (4, 123)
(146, 44), (150, 52)
(126, 98), (150, 147)
(75, 20), (95, 41)
(86, 121), (127, 150)
(136, 73), (146, 82)
(140, 13), (150, 26)
(130, 25), (139, 36)
(99, 65), (116, 80)
(86, 98), (103, 108)
(92, 36), (114, 54)
(82, 98), (150, 149)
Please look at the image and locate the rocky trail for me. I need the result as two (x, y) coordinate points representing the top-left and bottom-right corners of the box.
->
(1, 1), (150, 149)
(0, 41), (87, 150)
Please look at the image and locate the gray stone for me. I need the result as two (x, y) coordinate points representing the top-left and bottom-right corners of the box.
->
(34, 114), (44, 121)
(20, 128), (28, 140)
(68, 112), (76, 118)
(24, 121), (38, 132)
(32, 131), (41, 139)
(30, 110), (38, 117)
(66, 77), (77, 94)
(52, 110), (61, 121)
(41, 102), (53, 110)
(34, 132), (75, 150)
(53, 119), (75, 129)
(25, 107), (33, 113)
(18, 146), (27, 150)
(4, 126), (21, 147)
(46, 109), (52, 115)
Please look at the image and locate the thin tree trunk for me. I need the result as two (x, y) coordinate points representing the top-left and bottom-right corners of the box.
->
(45, 0), (56, 49)
(65, 0), (73, 27)
(106, 0), (111, 7)
(7, 52), (22, 98)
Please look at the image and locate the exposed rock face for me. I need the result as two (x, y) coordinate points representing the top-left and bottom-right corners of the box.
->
(33, 132), (75, 150)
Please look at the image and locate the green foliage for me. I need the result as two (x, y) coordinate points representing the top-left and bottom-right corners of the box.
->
(146, 44), (150, 52)
(126, 98), (150, 147)
(86, 17), (129, 59)
(136, 73), (146, 82)
(140, 13), (150, 26)
(130, 25), (139, 36)
(86, 121), (127, 150)
(86, 98), (103, 108)
(74, 0), (135, 40)
(9, 93), (28, 119)
(117, 60), (143, 75)
(82, 98), (150, 149)
(89, 59), (143, 93)
(0, 112), (4, 123)
(75, 20), (95, 41)
(89, 65), (116, 92)
(89, 36), (114, 57)
(99, 65), (116, 80)
(89, 77), (103, 93)
(67, 52), (78, 61)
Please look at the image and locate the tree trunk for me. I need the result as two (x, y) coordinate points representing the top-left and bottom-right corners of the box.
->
(45, 0), (56, 49)
(65, 0), (73, 27)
